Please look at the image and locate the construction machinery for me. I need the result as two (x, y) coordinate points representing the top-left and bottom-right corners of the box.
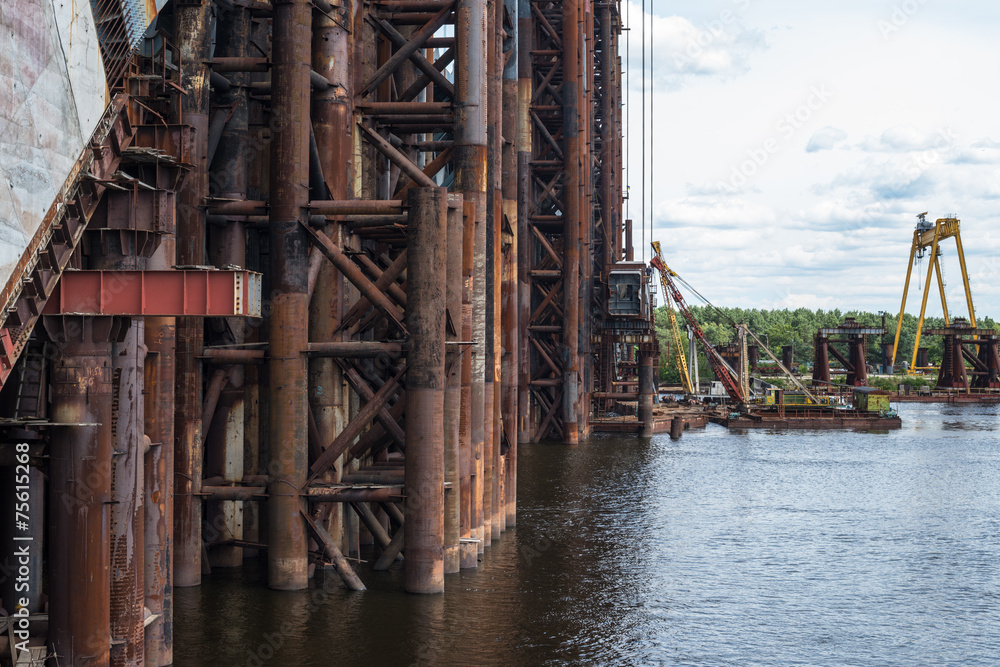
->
(649, 247), (744, 403)
(892, 213), (977, 372)
(650, 241), (693, 394)
(649, 243), (823, 407)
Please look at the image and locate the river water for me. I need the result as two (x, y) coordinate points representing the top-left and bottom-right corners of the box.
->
(174, 402), (1000, 666)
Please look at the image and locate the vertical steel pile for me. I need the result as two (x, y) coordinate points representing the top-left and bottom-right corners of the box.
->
(268, 0), (312, 590)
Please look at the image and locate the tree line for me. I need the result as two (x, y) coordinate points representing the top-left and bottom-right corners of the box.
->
(653, 305), (999, 383)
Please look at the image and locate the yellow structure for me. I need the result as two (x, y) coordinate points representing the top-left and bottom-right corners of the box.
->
(891, 214), (976, 372)
(650, 241), (693, 394)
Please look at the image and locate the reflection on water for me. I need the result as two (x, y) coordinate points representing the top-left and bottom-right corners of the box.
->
(175, 403), (1000, 666)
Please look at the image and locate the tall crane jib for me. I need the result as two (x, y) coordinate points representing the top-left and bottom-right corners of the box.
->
(649, 244), (744, 403)
(650, 243), (693, 395)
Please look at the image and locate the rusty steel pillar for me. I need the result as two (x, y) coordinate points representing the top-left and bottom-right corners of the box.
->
(455, 0), (488, 553)
(638, 349), (656, 437)
(311, 0), (354, 555)
(459, 201), (477, 569)
(562, 0), (581, 445)
(268, 0), (312, 590)
(45, 316), (116, 667)
(174, 0), (212, 587)
(110, 315), (145, 667)
(206, 2), (252, 569)
(812, 334), (831, 387)
(404, 186), (448, 594)
(578, 0), (594, 443)
(444, 195), (464, 573)
(501, 0), (519, 530)
(483, 0), (501, 549)
(516, 0), (531, 444)
(144, 239), (175, 666)
(87, 232), (145, 666)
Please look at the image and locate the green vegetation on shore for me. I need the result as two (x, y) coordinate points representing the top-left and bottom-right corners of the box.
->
(654, 305), (999, 383)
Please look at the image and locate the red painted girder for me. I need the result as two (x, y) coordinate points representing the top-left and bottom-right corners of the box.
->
(43, 270), (262, 317)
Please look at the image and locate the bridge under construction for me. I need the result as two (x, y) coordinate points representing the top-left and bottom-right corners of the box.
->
(0, 0), (659, 663)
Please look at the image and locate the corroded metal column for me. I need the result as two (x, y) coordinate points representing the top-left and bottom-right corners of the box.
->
(89, 238), (145, 667)
(404, 186), (448, 594)
(174, 0), (212, 587)
(206, 2), (251, 569)
(562, 0), (581, 445)
(444, 195), (464, 573)
(45, 316), (116, 667)
(311, 0), (354, 554)
(459, 201), (477, 569)
(484, 0), (500, 548)
(501, 0), (519, 528)
(455, 0), (488, 553)
(144, 237), (174, 667)
(268, 0), (312, 590)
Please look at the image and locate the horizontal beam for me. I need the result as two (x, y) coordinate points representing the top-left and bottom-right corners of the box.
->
(44, 270), (262, 317)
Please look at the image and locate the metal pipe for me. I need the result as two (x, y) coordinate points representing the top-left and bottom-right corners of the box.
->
(342, 470), (405, 484)
(210, 56), (270, 72)
(201, 348), (266, 362)
(404, 187), (448, 593)
(268, 0), (312, 590)
(307, 341), (408, 357)
(443, 194), (463, 573)
(306, 486), (404, 502)
(202, 485), (266, 500)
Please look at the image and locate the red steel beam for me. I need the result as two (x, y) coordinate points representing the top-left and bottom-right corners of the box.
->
(44, 270), (263, 317)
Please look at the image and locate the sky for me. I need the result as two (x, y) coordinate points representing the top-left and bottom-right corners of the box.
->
(621, 0), (1000, 318)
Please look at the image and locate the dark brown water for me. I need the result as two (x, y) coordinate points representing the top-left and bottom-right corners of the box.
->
(175, 403), (1000, 666)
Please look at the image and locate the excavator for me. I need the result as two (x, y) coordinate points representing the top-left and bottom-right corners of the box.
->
(649, 242), (821, 407)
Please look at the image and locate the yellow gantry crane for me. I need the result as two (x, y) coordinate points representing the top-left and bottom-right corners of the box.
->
(891, 213), (976, 372)
(650, 241), (694, 394)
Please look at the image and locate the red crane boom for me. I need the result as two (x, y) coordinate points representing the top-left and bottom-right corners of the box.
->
(649, 255), (744, 403)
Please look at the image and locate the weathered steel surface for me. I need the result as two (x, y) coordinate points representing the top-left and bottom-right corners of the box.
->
(45, 316), (116, 667)
(44, 270), (263, 316)
(404, 187), (448, 594)
(268, 0), (312, 591)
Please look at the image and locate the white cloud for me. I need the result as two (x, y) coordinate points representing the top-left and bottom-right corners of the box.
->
(655, 196), (776, 228)
(631, 4), (1000, 315)
(806, 126), (847, 152)
(858, 125), (956, 153)
(622, 4), (768, 88)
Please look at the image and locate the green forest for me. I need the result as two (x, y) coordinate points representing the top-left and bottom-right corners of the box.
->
(653, 305), (999, 384)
